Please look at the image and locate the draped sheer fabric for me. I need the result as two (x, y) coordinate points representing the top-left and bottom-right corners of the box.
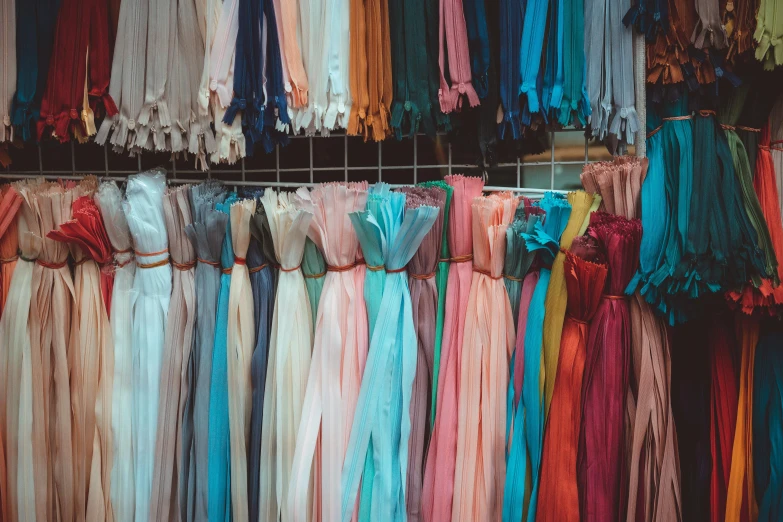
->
(536, 244), (607, 522)
(209, 194), (238, 522)
(289, 182), (368, 522)
(226, 199), (256, 522)
(28, 181), (81, 522)
(452, 193), (517, 522)
(578, 212), (642, 522)
(421, 174), (483, 522)
(0, 180), (42, 522)
(149, 186), (196, 521)
(247, 201), (277, 522)
(257, 190), (314, 522)
(95, 180), (137, 522)
(123, 170), (172, 521)
(182, 181), (228, 522)
(48, 192), (115, 522)
(399, 186), (445, 522)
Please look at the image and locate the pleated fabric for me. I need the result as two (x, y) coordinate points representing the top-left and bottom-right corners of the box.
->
(149, 186), (196, 521)
(541, 191), (594, 417)
(708, 318), (740, 522)
(181, 181), (228, 522)
(247, 201), (276, 522)
(753, 327), (783, 521)
(452, 193), (517, 522)
(0, 180), (41, 522)
(399, 186), (445, 522)
(302, 237), (327, 329)
(257, 190), (314, 522)
(536, 243), (607, 522)
(208, 194), (238, 522)
(726, 315), (760, 522)
(95, 180), (137, 522)
(124, 170), (172, 522)
(417, 180), (453, 427)
(28, 181), (81, 522)
(48, 192), (116, 522)
(288, 182), (369, 522)
(0, 185), (22, 313)
(0, 0), (16, 142)
(226, 199), (256, 522)
(578, 211), (642, 522)
(505, 192), (571, 522)
(421, 174), (484, 522)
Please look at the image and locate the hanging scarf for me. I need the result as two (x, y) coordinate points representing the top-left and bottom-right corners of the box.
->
(1, 0), (15, 143)
(726, 314), (760, 522)
(48, 192), (115, 522)
(753, 327), (783, 521)
(288, 183), (369, 522)
(504, 192), (571, 522)
(421, 174), (483, 522)
(302, 237), (326, 328)
(536, 240), (607, 522)
(754, 0), (783, 69)
(148, 186), (196, 521)
(257, 190), (314, 522)
(519, 0), (548, 123)
(398, 186), (445, 522)
(124, 171), (172, 522)
(453, 193), (518, 522)
(94, 180), (137, 522)
(96, 0), (149, 154)
(228, 0), (265, 149)
(349, 0), (392, 140)
(0, 180), (40, 522)
(578, 211), (642, 522)
(438, 0), (479, 112)
(541, 191), (594, 417)
(498, 0), (523, 138)
(417, 180), (453, 427)
(708, 317), (740, 522)
(208, 193), (238, 522)
(247, 201), (277, 522)
(692, 0), (727, 48)
(38, 0), (116, 142)
(274, 0), (308, 112)
(0, 185), (22, 313)
(181, 181), (228, 522)
(261, 0), (291, 150)
(27, 182), (81, 521)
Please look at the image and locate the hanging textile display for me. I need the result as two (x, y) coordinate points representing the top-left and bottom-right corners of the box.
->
(149, 186), (196, 520)
(536, 239), (607, 522)
(691, 0), (727, 48)
(180, 181), (228, 522)
(38, 0), (115, 141)
(498, 0), (523, 138)
(708, 317), (740, 522)
(208, 193), (238, 522)
(418, 180), (453, 426)
(398, 185), (445, 522)
(0, 180), (40, 522)
(275, 0), (308, 115)
(247, 197), (277, 522)
(47, 189), (115, 522)
(94, 180), (137, 522)
(27, 181), (81, 521)
(257, 190), (314, 522)
(0, 185), (23, 312)
(342, 189), (437, 521)
(578, 211), (642, 522)
(438, 0), (479, 112)
(124, 170), (172, 520)
(422, 175), (483, 522)
(226, 198), (256, 522)
(504, 192), (571, 522)
(754, 0), (783, 69)
(753, 327), (783, 522)
(288, 182), (369, 522)
(0, 0), (15, 142)
(348, 0), (392, 140)
(302, 237), (327, 328)
(452, 192), (517, 522)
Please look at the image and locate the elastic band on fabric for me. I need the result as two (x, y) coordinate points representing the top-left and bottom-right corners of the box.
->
(173, 261), (196, 271)
(327, 261), (360, 272)
(138, 258), (170, 270)
(451, 254), (474, 263)
(222, 267), (233, 275)
(234, 256), (247, 265)
(411, 272), (436, 280)
(37, 259), (67, 269)
(503, 273), (523, 282)
(366, 264), (385, 272)
(387, 267), (406, 274)
(137, 248), (169, 257)
(662, 115), (693, 121)
(0, 255), (19, 264)
(249, 262), (269, 274)
(473, 266), (502, 280)
(304, 270), (327, 279)
(604, 294), (627, 300)
(736, 125), (761, 132)
(280, 264), (301, 273)
(198, 258), (221, 267)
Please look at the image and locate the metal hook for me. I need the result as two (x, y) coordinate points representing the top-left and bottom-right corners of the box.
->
(482, 169), (489, 184)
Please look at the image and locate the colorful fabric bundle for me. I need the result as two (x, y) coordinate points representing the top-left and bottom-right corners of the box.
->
(0, 185), (23, 312)
(503, 202), (539, 329)
(536, 240), (607, 522)
(422, 175), (483, 522)
(578, 211), (641, 522)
